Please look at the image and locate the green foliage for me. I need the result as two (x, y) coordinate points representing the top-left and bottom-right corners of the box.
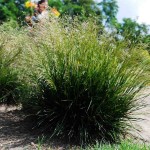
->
(115, 18), (150, 48)
(0, 23), (23, 105)
(0, 20), (19, 30)
(0, 0), (25, 24)
(86, 140), (150, 150)
(20, 18), (147, 144)
(0, 46), (20, 105)
(0, 0), (18, 22)
(0, 65), (19, 105)
(0, 16), (149, 145)
(48, 0), (65, 14)
(98, 0), (118, 25)
(48, 0), (102, 21)
(143, 34), (150, 53)
(1, 0), (149, 53)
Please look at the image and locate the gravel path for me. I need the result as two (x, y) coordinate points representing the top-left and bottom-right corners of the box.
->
(0, 87), (150, 149)
(129, 87), (150, 142)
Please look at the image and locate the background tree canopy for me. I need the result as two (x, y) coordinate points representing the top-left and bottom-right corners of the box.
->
(0, 0), (149, 52)
(0, 0), (25, 23)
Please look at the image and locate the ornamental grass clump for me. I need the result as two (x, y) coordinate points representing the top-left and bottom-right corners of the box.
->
(0, 64), (19, 105)
(21, 18), (147, 144)
(0, 24), (22, 105)
(0, 45), (20, 105)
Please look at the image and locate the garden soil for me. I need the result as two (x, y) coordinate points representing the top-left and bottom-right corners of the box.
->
(0, 87), (150, 150)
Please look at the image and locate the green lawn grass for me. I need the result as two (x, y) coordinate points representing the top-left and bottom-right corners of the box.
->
(37, 139), (150, 150)
(86, 141), (150, 150)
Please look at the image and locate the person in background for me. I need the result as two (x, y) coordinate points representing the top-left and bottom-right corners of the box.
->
(36, 0), (60, 20)
(25, 0), (48, 27)
(25, 0), (60, 27)
(36, 0), (49, 22)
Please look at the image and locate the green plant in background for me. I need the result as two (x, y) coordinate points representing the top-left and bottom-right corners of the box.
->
(20, 18), (148, 144)
(48, 0), (101, 19)
(0, 49), (20, 105)
(0, 0), (26, 24)
(114, 18), (150, 50)
(0, 0), (149, 55)
(98, 0), (118, 26)
(0, 0), (18, 22)
(0, 25), (23, 105)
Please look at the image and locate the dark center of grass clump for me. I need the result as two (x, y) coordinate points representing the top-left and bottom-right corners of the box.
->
(25, 55), (144, 144)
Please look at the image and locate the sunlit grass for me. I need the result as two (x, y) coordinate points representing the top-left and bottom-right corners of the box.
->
(18, 18), (149, 144)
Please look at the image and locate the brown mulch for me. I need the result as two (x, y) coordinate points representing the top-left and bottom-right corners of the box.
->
(0, 106), (71, 150)
(0, 106), (39, 149)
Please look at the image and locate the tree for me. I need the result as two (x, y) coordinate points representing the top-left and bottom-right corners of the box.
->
(0, 0), (118, 26)
(98, 0), (118, 26)
(115, 18), (150, 48)
(0, 0), (26, 24)
(0, 0), (18, 23)
(48, 0), (102, 20)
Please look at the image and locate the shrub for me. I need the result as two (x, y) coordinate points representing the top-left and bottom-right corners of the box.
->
(0, 26), (22, 105)
(0, 66), (20, 105)
(21, 18), (148, 144)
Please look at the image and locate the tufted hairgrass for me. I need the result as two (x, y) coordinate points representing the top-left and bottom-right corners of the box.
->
(17, 18), (149, 145)
(0, 25), (22, 105)
(0, 18), (148, 144)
